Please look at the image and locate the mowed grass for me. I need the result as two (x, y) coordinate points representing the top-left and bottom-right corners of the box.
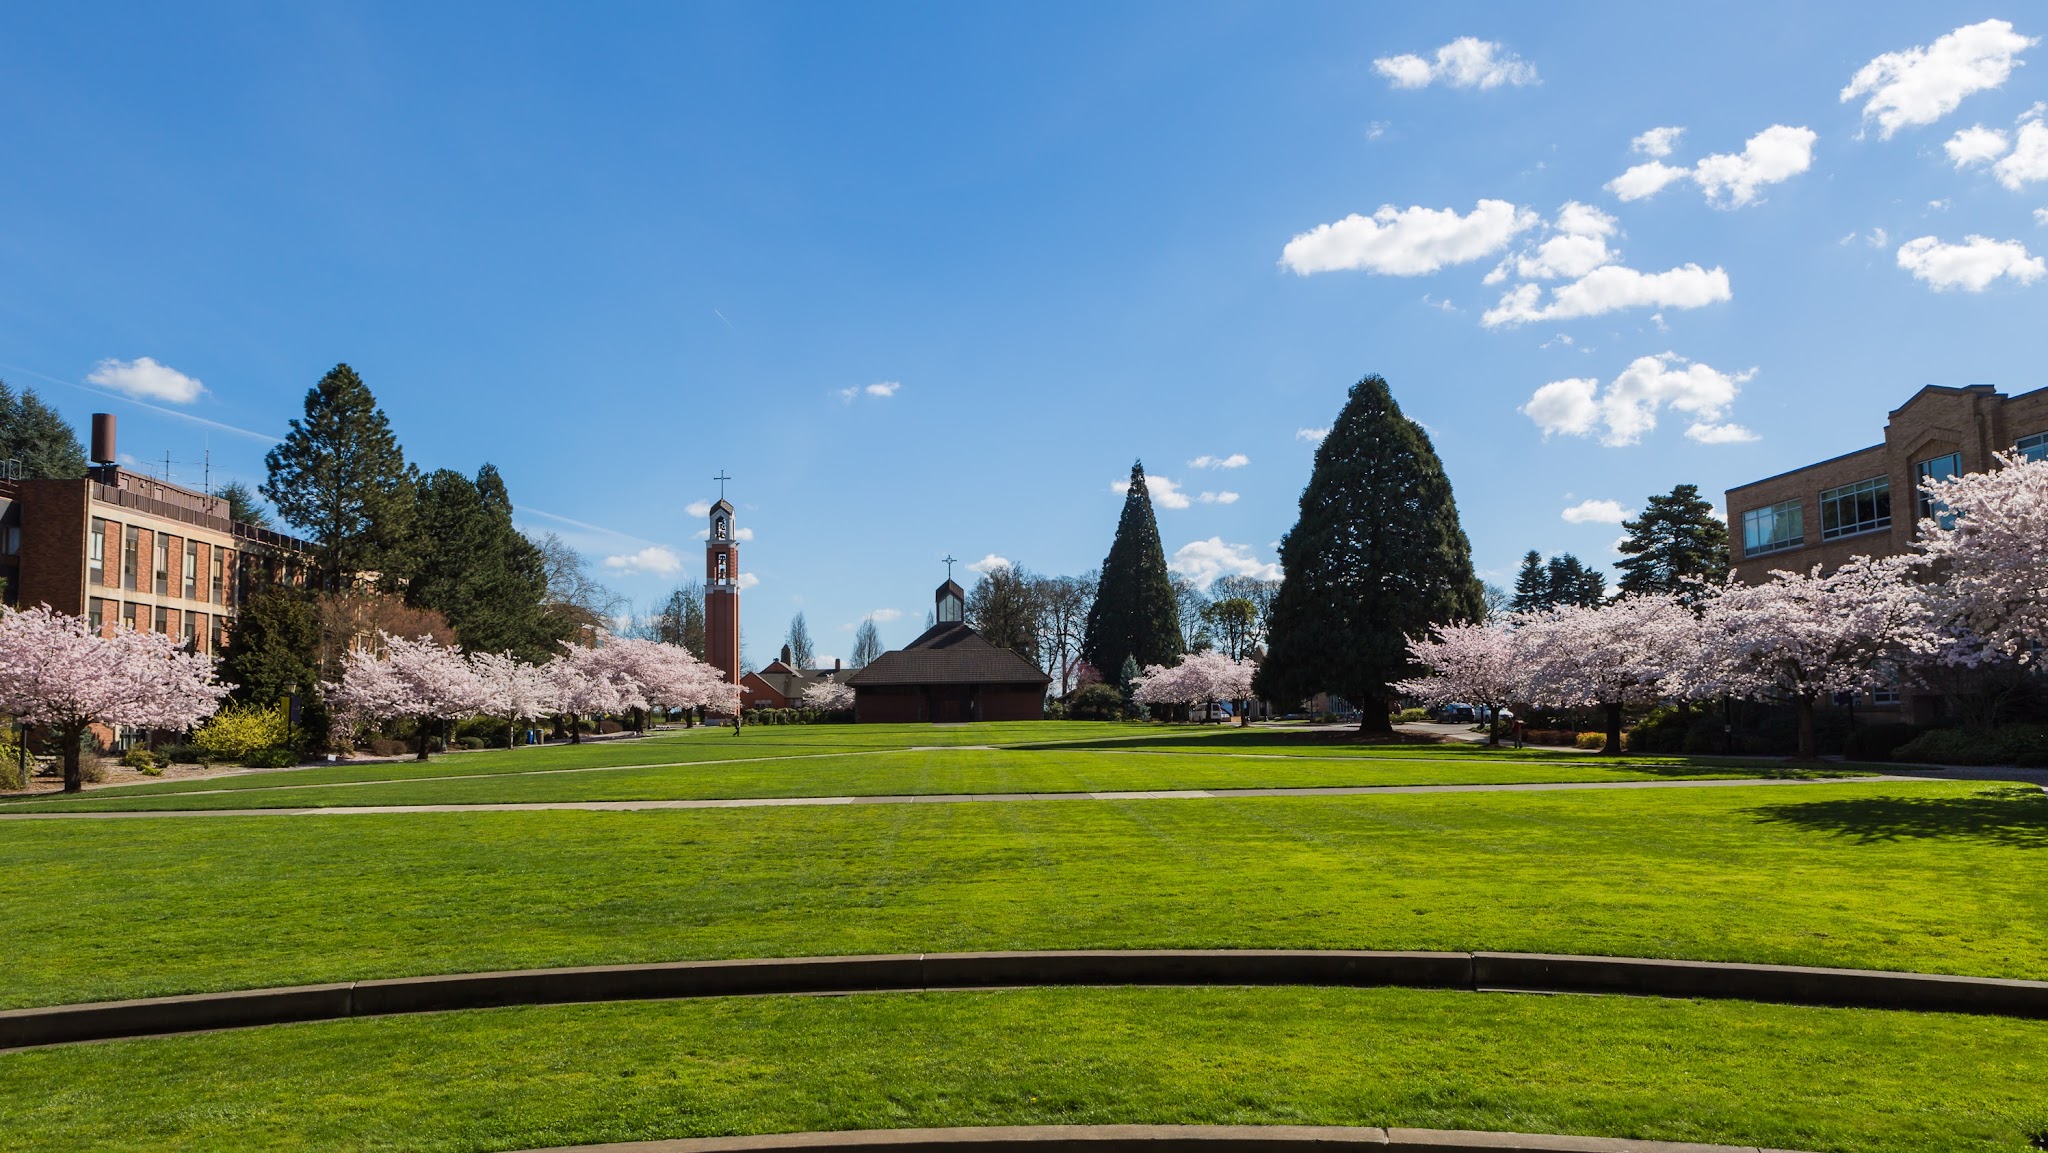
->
(0, 722), (1846, 813)
(2, 987), (2043, 1153)
(2, 779), (2041, 1009)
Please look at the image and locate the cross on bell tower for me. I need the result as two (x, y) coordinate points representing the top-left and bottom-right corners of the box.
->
(704, 474), (741, 689)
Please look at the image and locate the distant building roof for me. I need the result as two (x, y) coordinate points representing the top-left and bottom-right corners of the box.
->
(747, 661), (851, 700)
(846, 623), (1051, 688)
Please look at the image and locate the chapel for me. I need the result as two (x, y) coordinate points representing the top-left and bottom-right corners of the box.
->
(845, 578), (1050, 722)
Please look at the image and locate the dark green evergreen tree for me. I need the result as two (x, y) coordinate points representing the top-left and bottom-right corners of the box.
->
(1254, 375), (1483, 732)
(403, 464), (559, 662)
(1081, 462), (1184, 678)
(1616, 483), (1730, 601)
(1544, 553), (1607, 607)
(1509, 550), (1550, 614)
(218, 583), (328, 748)
(218, 480), (270, 527)
(0, 381), (88, 479)
(261, 364), (413, 592)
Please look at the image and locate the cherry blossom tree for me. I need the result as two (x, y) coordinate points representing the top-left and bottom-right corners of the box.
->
(1913, 450), (2048, 669)
(328, 632), (487, 760)
(468, 650), (556, 749)
(0, 605), (230, 792)
(601, 636), (741, 725)
(1131, 652), (1257, 721)
(1518, 594), (1698, 755)
(1697, 555), (1939, 759)
(801, 680), (855, 713)
(542, 640), (641, 743)
(1393, 622), (1525, 745)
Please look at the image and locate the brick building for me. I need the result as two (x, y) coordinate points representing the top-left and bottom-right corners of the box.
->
(1724, 383), (2048, 718)
(0, 414), (314, 653)
(741, 648), (852, 710)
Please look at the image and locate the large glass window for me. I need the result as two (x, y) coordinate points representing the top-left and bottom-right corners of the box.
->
(1819, 476), (1891, 540)
(154, 535), (172, 595)
(121, 601), (139, 630)
(184, 541), (199, 599)
(89, 518), (106, 585)
(183, 612), (200, 649)
(1915, 452), (1963, 525)
(1742, 499), (1804, 557)
(154, 606), (170, 634)
(2019, 431), (2047, 463)
(212, 551), (225, 604)
(88, 597), (106, 633)
(122, 526), (139, 591)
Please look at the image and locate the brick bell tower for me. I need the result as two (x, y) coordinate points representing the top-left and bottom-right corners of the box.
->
(704, 476), (741, 689)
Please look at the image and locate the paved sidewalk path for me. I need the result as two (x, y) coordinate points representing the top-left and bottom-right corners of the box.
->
(0, 772), (1944, 820)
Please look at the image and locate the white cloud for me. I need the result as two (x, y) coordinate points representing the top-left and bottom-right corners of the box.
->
(1296, 427), (1329, 443)
(1373, 37), (1538, 90)
(1607, 160), (1692, 202)
(966, 553), (1011, 574)
(2036, 208), (2048, 226)
(1994, 119), (2048, 189)
(1946, 123), (2011, 166)
(1929, 198), (1952, 211)
(1197, 491), (1240, 504)
(85, 356), (206, 404)
(1895, 234), (2046, 291)
(1482, 263), (1731, 327)
(1168, 538), (1282, 590)
(1112, 474), (1191, 509)
(685, 500), (712, 517)
(736, 572), (760, 591)
(869, 608), (904, 623)
(865, 381), (901, 397)
(1685, 421), (1761, 444)
(1868, 227), (1890, 249)
(1189, 453), (1249, 469)
(1366, 120), (1388, 140)
(603, 546), (683, 576)
(1281, 199), (1537, 276)
(1562, 499), (1631, 524)
(1609, 125), (1816, 207)
(1842, 20), (2038, 138)
(1521, 353), (1755, 447)
(1631, 126), (1685, 158)
(1505, 201), (1619, 280)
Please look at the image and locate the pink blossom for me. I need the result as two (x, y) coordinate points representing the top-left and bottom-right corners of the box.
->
(1131, 651), (1257, 710)
(1392, 622), (1523, 744)
(0, 604), (229, 791)
(1914, 450), (2048, 667)
(801, 680), (856, 712)
(327, 632), (487, 759)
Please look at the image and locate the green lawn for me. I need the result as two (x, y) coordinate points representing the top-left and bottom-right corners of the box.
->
(2, 779), (2039, 1009)
(1, 987), (2041, 1152)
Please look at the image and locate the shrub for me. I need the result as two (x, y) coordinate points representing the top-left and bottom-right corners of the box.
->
(367, 738), (410, 758)
(157, 744), (210, 765)
(1393, 707), (1430, 723)
(77, 755), (109, 784)
(1523, 729), (1576, 746)
(456, 736), (485, 750)
(241, 746), (299, 768)
(743, 710), (760, 726)
(0, 731), (26, 791)
(1893, 724), (2048, 767)
(120, 746), (162, 772)
(194, 702), (296, 760)
(1574, 732), (1606, 751)
(1842, 722), (1923, 762)
(1067, 684), (1125, 721)
(456, 716), (511, 748)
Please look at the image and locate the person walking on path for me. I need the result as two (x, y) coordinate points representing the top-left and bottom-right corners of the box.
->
(731, 712), (742, 735)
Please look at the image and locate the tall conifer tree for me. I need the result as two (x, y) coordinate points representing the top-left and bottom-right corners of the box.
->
(1616, 483), (1729, 600)
(1509, 550), (1549, 614)
(404, 464), (559, 662)
(1255, 375), (1482, 731)
(262, 364), (413, 592)
(0, 381), (88, 479)
(1082, 462), (1183, 679)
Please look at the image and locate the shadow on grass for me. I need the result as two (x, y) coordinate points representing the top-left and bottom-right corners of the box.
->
(1746, 787), (2048, 849)
(1008, 730), (1460, 754)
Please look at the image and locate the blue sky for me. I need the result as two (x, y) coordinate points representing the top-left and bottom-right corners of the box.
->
(4, 4), (2046, 666)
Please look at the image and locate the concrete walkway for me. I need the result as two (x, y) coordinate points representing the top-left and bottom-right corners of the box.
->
(0, 772), (1946, 820)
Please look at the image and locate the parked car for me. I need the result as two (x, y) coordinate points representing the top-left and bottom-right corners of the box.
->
(1434, 703), (1477, 723)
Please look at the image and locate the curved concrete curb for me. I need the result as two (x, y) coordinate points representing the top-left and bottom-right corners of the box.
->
(4, 949), (2044, 1050)
(507, 1123), (1809, 1153)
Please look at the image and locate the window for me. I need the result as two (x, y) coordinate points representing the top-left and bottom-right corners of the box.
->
(212, 551), (225, 604)
(0, 526), (17, 555)
(154, 535), (172, 595)
(215, 616), (231, 654)
(122, 526), (139, 591)
(1742, 499), (1804, 557)
(154, 606), (169, 634)
(1915, 452), (1962, 526)
(1819, 476), (1891, 540)
(2020, 431), (2048, 463)
(183, 612), (200, 649)
(89, 518), (106, 585)
(88, 598), (106, 633)
(184, 541), (199, 599)
(717, 553), (728, 581)
(121, 602), (139, 630)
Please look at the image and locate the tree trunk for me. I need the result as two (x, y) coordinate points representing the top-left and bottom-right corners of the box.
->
(1356, 698), (1393, 735)
(416, 715), (432, 761)
(1795, 694), (1817, 761)
(1603, 701), (1624, 756)
(1486, 703), (1500, 747)
(61, 723), (84, 793)
(569, 714), (582, 744)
